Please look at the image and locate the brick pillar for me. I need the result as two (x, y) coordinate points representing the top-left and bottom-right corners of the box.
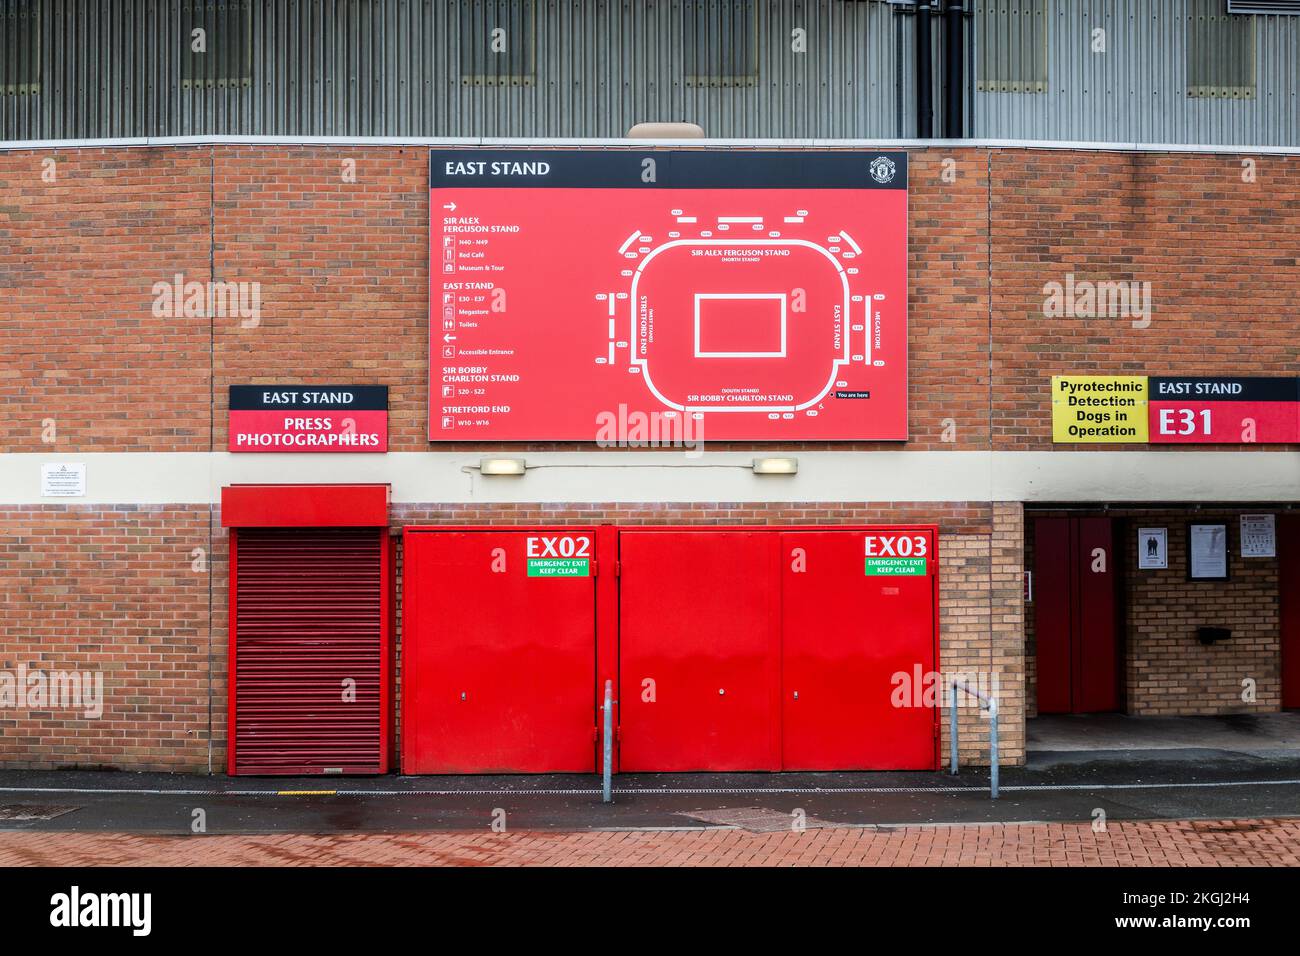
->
(937, 503), (1025, 767)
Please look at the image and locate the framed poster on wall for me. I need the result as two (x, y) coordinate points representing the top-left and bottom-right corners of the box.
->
(1137, 527), (1167, 570)
(1188, 523), (1229, 581)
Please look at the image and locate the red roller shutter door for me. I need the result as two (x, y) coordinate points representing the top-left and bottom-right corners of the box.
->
(230, 528), (390, 775)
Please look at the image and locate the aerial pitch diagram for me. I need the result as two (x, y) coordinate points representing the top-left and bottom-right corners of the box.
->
(429, 149), (908, 441)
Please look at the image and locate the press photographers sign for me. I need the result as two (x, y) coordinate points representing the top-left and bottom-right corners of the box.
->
(228, 386), (389, 452)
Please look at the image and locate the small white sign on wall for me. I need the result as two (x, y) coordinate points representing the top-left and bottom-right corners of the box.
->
(1137, 527), (1167, 570)
(41, 462), (86, 498)
(1189, 523), (1229, 580)
(1240, 514), (1276, 558)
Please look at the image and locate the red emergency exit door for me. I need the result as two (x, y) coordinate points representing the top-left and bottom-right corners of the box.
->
(618, 531), (782, 771)
(781, 530), (938, 770)
(618, 527), (940, 772)
(401, 528), (598, 773)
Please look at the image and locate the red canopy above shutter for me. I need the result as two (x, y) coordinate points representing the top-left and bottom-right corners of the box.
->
(221, 484), (389, 528)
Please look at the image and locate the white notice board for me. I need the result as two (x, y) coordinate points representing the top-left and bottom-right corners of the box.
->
(1189, 523), (1228, 581)
(1240, 514), (1276, 558)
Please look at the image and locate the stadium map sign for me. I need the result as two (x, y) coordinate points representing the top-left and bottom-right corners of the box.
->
(429, 149), (908, 442)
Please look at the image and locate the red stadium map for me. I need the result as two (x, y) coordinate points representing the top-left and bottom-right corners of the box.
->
(429, 149), (908, 441)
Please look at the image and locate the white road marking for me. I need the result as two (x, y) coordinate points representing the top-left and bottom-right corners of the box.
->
(0, 779), (1297, 798)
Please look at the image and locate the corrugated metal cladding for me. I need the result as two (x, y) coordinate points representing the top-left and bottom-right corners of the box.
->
(0, 0), (1296, 146)
(971, 0), (1300, 145)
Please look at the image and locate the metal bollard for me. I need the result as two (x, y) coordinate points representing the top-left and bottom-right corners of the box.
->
(949, 678), (999, 800)
(602, 679), (613, 804)
(988, 695), (999, 800)
(949, 679), (959, 775)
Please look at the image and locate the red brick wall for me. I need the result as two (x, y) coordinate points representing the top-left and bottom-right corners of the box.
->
(0, 501), (1023, 771)
(1124, 512), (1281, 716)
(0, 506), (213, 771)
(0, 148), (212, 452)
(3, 145), (1295, 455)
(991, 150), (1300, 451)
(3, 142), (1297, 773)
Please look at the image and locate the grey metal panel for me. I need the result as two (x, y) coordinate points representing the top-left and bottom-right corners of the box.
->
(970, 0), (1300, 147)
(0, 0), (900, 140)
(1, 0), (1296, 145)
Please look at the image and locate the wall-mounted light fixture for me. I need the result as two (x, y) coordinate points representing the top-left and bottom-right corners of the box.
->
(751, 457), (798, 475)
(478, 457), (527, 476)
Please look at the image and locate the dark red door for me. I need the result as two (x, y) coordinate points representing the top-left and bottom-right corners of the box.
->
(780, 529), (939, 770)
(1033, 518), (1074, 714)
(1032, 517), (1121, 714)
(1282, 515), (1300, 709)
(618, 531), (781, 771)
(1075, 518), (1121, 712)
(401, 529), (598, 773)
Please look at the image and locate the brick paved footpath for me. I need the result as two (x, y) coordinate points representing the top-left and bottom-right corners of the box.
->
(0, 819), (1297, 866)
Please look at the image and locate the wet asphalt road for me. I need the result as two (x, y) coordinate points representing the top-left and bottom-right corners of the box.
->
(0, 748), (1297, 835)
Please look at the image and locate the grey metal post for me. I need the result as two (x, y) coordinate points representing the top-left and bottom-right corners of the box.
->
(949, 679), (959, 775)
(602, 679), (613, 804)
(988, 695), (999, 800)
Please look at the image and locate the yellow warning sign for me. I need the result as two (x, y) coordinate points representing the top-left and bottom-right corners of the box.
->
(1051, 376), (1149, 443)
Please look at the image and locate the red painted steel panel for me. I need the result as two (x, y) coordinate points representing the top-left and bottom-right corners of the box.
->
(780, 529), (939, 770)
(221, 484), (389, 528)
(594, 526), (621, 773)
(230, 528), (389, 775)
(401, 529), (598, 773)
(1075, 518), (1121, 713)
(618, 530), (781, 772)
(1033, 518), (1074, 714)
(1281, 516), (1300, 710)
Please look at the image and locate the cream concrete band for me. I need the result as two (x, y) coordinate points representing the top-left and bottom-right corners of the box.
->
(1, 451), (1297, 506)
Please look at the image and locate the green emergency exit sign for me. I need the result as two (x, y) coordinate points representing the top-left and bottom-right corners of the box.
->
(864, 557), (927, 576)
(527, 558), (590, 577)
